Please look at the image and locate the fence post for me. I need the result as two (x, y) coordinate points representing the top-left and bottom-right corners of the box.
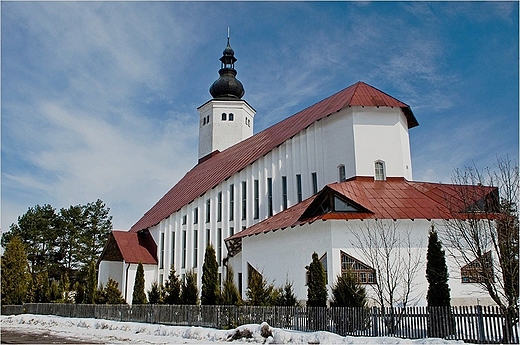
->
(476, 305), (485, 343)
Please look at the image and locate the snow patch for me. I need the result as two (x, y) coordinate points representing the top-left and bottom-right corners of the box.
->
(1, 314), (463, 344)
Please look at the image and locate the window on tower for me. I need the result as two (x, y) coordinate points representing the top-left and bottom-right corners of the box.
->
(229, 113), (234, 121)
(375, 160), (386, 181)
(222, 113), (227, 121)
(338, 165), (346, 182)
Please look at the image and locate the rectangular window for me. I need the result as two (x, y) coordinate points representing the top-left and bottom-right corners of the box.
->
(238, 273), (243, 297)
(171, 231), (175, 268)
(217, 192), (222, 222)
(193, 207), (198, 224)
(312, 172), (318, 194)
(254, 179), (259, 219)
(230, 227), (234, 236)
(193, 229), (198, 268)
(229, 184), (234, 221)
(241, 181), (247, 220)
(296, 174), (302, 203)
(217, 228), (222, 265)
(339, 165), (346, 182)
(282, 176), (288, 210)
(159, 232), (165, 269)
(182, 230), (187, 268)
(206, 228), (211, 247)
(182, 215), (187, 225)
(267, 177), (273, 217)
(206, 199), (211, 223)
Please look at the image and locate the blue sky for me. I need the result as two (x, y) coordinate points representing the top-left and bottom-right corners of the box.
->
(2, 1), (518, 232)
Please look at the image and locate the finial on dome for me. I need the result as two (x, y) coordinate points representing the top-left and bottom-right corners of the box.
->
(209, 30), (245, 100)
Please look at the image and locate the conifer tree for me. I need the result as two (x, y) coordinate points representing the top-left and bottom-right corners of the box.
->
(163, 264), (182, 304)
(73, 281), (85, 304)
(201, 244), (220, 305)
(85, 260), (97, 304)
(331, 270), (367, 307)
(148, 281), (163, 304)
(132, 262), (147, 304)
(246, 269), (275, 306)
(104, 278), (125, 304)
(181, 270), (199, 305)
(1, 236), (31, 305)
(426, 226), (451, 307)
(306, 252), (328, 307)
(276, 279), (298, 306)
(221, 265), (242, 305)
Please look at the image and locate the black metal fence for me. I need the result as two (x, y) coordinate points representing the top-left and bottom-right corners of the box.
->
(2, 304), (518, 343)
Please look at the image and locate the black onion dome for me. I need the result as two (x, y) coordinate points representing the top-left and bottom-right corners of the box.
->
(209, 38), (245, 99)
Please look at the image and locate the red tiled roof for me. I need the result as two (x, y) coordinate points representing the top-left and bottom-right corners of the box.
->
(100, 230), (157, 264)
(130, 82), (417, 232)
(224, 177), (497, 256)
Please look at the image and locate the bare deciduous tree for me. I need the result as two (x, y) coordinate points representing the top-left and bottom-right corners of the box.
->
(441, 156), (518, 343)
(347, 220), (423, 334)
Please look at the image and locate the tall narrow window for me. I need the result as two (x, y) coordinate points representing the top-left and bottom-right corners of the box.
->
(182, 230), (187, 269)
(375, 161), (386, 181)
(312, 172), (318, 194)
(221, 113), (227, 121)
(171, 231), (176, 267)
(338, 165), (346, 182)
(238, 273), (243, 297)
(193, 207), (199, 224)
(217, 228), (222, 265)
(241, 181), (247, 220)
(282, 176), (288, 210)
(206, 199), (211, 223)
(193, 229), (198, 268)
(229, 184), (234, 221)
(254, 179), (259, 219)
(182, 215), (187, 225)
(159, 232), (165, 269)
(217, 192), (222, 222)
(230, 227), (234, 236)
(267, 177), (273, 217)
(206, 228), (211, 247)
(296, 174), (303, 203)
(229, 113), (234, 121)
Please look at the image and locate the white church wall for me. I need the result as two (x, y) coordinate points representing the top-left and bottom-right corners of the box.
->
(98, 260), (124, 293)
(237, 219), (493, 306)
(352, 107), (413, 180)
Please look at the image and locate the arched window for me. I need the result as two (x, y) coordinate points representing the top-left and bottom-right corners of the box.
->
(374, 160), (386, 181)
(222, 113), (227, 121)
(229, 113), (234, 121)
(338, 164), (346, 182)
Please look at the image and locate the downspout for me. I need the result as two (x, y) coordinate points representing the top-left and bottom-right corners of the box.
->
(124, 262), (131, 302)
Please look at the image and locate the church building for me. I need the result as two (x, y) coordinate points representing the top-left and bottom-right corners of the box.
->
(98, 38), (495, 306)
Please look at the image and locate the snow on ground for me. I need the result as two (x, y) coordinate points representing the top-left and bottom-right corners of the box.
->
(1, 314), (463, 344)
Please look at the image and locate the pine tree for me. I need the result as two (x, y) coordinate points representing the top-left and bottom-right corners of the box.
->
(246, 269), (275, 306)
(426, 226), (451, 307)
(85, 260), (97, 304)
(132, 262), (147, 304)
(104, 278), (125, 304)
(1, 236), (31, 305)
(148, 281), (163, 304)
(306, 252), (328, 307)
(201, 244), (220, 305)
(331, 270), (367, 307)
(163, 264), (182, 304)
(221, 265), (242, 305)
(181, 270), (199, 305)
(276, 280), (298, 306)
(73, 281), (85, 304)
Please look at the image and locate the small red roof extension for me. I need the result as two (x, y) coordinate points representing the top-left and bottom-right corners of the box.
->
(130, 82), (417, 232)
(104, 230), (158, 264)
(226, 177), (497, 246)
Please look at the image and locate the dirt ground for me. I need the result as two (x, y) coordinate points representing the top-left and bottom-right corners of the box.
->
(1, 329), (101, 344)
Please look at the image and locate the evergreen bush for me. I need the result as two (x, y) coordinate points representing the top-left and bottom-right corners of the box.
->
(132, 261), (147, 304)
(181, 270), (198, 305)
(163, 264), (182, 304)
(201, 244), (220, 305)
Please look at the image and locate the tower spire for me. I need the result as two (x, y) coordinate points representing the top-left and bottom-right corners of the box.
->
(209, 31), (244, 99)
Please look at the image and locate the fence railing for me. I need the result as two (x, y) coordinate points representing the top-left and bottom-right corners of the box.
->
(2, 304), (518, 343)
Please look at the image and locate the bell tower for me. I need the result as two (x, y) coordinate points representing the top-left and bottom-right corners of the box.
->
(197, 34), (256, 162)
